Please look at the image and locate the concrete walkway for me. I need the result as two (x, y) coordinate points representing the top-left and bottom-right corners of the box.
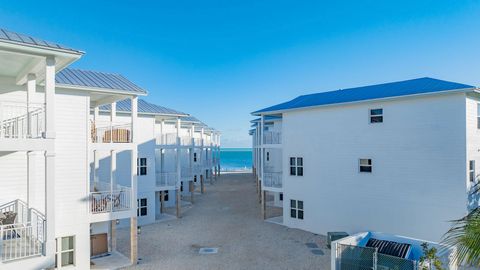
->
(118, 173), (330, 270)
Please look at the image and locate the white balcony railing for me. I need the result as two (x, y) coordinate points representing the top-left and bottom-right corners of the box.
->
(263, 131), (281, 144)
(90, 187), (132, 214)
(156, 172), (177, 187)
(156, 133), (176, 145)
(0, 200), (46, 262)
(180, 136), (192, 146)
(181, 167), (192, 179)
(0, 102), (45, 139)
(263, 172), (282, 188)
(193, 138), (202, 146)
(91, 122), (131, 143)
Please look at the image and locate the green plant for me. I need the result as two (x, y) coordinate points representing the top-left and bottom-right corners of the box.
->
(419, 242), (445, 270)
(442, 182), (480, 267)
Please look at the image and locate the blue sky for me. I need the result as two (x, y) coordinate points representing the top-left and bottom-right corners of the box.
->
(1, 1), (480, 147)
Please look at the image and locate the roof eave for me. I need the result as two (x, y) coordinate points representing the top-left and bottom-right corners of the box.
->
(0, 40), (85, 57)
(253, 87), (477, 116)
(56, 83), (148, 96)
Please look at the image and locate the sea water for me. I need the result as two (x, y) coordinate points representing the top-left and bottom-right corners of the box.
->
(220, 148), (252, 172)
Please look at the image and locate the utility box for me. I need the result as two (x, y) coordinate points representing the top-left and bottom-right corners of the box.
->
(327, 232), (349, 249)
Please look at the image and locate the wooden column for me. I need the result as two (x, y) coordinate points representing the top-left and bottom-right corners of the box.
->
(160, 191), (165, 214)
(262, 190), (267, 220)
(189, 181), (194, 203)
(176, 188), (181, 218)
(130, 217), (138, 264)
(200, 175), (205, 193)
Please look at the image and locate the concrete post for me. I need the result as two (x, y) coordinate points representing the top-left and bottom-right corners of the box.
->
(175, 188), (181, 218)
(111, 220), (117, 251)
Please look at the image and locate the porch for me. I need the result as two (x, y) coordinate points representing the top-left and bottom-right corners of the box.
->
(0, 199), (45, 263)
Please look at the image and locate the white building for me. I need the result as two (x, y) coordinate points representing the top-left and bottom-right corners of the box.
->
(95, 99), (221, 226)
(251, 77), (479, 242)
(0, 28), (147, 269)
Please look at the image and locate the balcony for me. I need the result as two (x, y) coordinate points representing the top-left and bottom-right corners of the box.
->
(263, 131), (281, 144)
(263, 167), (282, 188)
(0, 199), (45, 262)
(181, 167), (192, 180)
(193, 138), (202, 146)
(90, 186), (132, 214)
(156, 172), (177, 187)
(0, 102), (45, 139)
(91, 122), (131, 143)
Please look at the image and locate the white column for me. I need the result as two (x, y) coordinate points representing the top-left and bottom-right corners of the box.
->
(130, 96), (138, 263)
(260, 115), (264, 185)
(93, 150), (99, 190)
(44, 151), (55, 256)
(27, 74), (36, 138)
(109, 102), (116, 142)
(176, 118), (181, 187)
(26, 151), (36, 211)
(110, 150), (116, 194)
(160, 119), (165, 144)
(200, 127), (204, 178)
(44, 56), (55, 139)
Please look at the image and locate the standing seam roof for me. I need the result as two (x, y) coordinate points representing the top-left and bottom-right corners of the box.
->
(253, 77), (475, 115)
(56, 68), (147, 95)
(0, 28), (83, 54)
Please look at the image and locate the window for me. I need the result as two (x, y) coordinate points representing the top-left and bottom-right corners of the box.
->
(279, 193), (283, 201)
(470, 160), (476, 182)
(359, 159), (372, 173)
(164, 191), (169, 201)
(194, 153), (197, 162)
(180, 182), (184, 192)
(194, 175), (197, 183)
(369, 108), (383, 123)
(137, 198), (147, 216)
(290, 200), (304, 220)
(290, 157), (303, 176)
(477, 104), (480, 129)
(137, 158), (147, 175)
(266, 152), (270, 161)
(56, 236), (75, 267)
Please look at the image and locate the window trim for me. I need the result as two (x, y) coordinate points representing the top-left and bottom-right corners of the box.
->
(290, 199), (304, 220)
(359, 158), (373, 173)
(369, 108), (383, 124)
(137, 158), (147, 176)
(137, 198), (148, 216)
(469, 160), (476, 182)
(289, 157), (304, 176)
(56, 236), (76, 268)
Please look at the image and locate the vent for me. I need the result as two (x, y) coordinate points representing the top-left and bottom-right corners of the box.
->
(199, 247), (218, 254)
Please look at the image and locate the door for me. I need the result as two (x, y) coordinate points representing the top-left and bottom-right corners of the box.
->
(90, 233), (108, 257)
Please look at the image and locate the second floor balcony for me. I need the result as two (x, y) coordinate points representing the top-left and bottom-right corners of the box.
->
(156, 172), (177, 188)
(0, 199), (45, 263)
(91, 122), (132, 143)
(0, 101), (45, 140)
(263, 131), (282, 145)
(89, 185), (132, 214)
(263, 166), (282, 188)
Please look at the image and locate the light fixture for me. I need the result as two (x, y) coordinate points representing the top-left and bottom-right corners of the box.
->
(115, 219), (120, 225)
(137, 226), (141, 234)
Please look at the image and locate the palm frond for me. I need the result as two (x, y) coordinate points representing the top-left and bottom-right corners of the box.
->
(442, 207), (480, 266)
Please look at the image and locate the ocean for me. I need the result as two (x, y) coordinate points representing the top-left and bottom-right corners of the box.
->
(220, 148), (252, 172)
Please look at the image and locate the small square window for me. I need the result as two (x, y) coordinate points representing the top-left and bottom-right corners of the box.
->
(290, 157), (303, 176)
(290, 167), (296, 176)
(359, 159), (372, 173)
(194, 153), (197, 162)
(370, 108), (383, 123)
(56, 236), (75, 267)
(290, 157), (296, 166)
(137, 198), (148, 216)
(279, 193), (283, 201)
(266, 152), (270, 161)
(290, 199), (304, 220)
(137, 158), (147, 176)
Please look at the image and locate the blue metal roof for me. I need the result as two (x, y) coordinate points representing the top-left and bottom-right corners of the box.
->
(56, 68), (147, 95)
(253, 77), (475, 115)
(0, 28), (83, 54)
(100, 99), (187, 116)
